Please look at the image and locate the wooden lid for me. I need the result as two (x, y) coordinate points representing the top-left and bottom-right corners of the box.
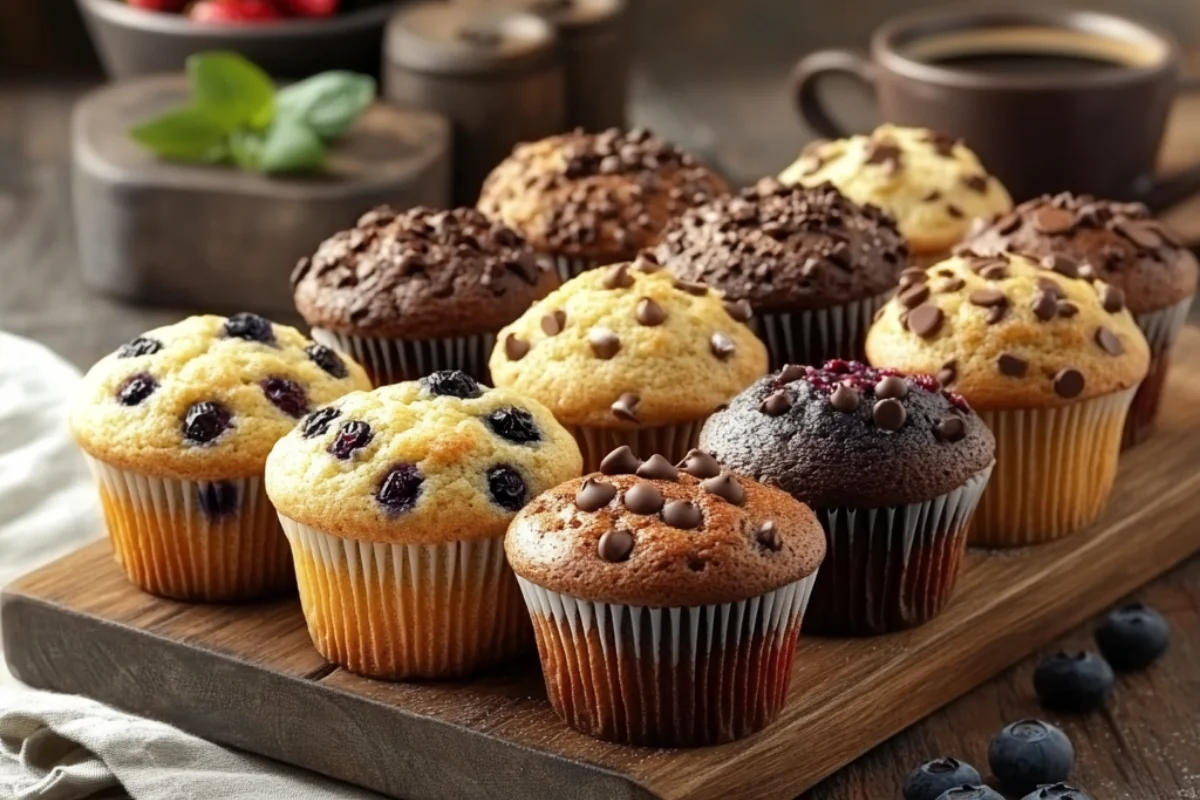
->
(385, 2), (558, 76)
(517, 0), (626, 32)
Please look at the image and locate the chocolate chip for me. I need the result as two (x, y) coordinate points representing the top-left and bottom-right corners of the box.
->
(926, 131), (958, 157)
(623, 481), (664, 514)
(610, 392), (640, 422)
(1114, 219), (1163, 251)
(505, 334), (530, 361)
(600, 445), (641, 474)
(907, 304), (944, 338)
(829, 384), (860, 412)
(875, 376), (908, 399)
(1099, 284), (1126, 313)
(1041, 253), (1080, 279)
(637, 454), (679, 481)
(936, 277), (966, 293)
(589, 327), (621, 359)
(979, 264), (1008, 280)
(598, 530), (635, 562)
(997, 354), (1028, 377)
(1036, 277), (1065, 298)
(986, 305), (1008, 325)
(969, 288), (1006, 307)
(723, 299), (753, 323)
(673, 279), (709, 296)
(182, 401), (232, 445)
(633, 252), (662, 273)
(1095, 327), (1124, 355)
(946, 204), (965, 219)
(541, 310), (567, 336)
(923, 190), (943, 202)
(777, 364), (806, 383)
(701, 473), (745, 505)
(865, 139), (903, 173)
(898, 267), (927, 289)
(576, 477), (618, 511)
(755, 520), (782, 551)
(1032, 206), (1076, 234)
(1057, 301), (1079, 318)
(898, 284), (931, 308)
(662, 499), (702, 529)
(760, 390), (792, 416)
(636, 298), (666, 326)
(963, 175), (989, 193)
(966, 256), (1008, 275)
(995, 212), (1022, 235)
(934, 415), (967, 442)
(1053, 368), (1086, 399)
(117, 336), (162, 358)
(710, 333), (736, 360)
(602, 263), (635, 289)
(1032, 291), (1059, 322)
(872, 398), (907, 430)
(678, 449), (721, 479)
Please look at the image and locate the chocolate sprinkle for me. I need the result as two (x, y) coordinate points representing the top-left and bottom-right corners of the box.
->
(597, 530), (635, 562)
(710, 332), (736, 360)
(755, 520), (782, 551)
(636, 297), (666, 326)
(934, 415), (967, 442)
(723, 299), (753, 323)
(997, 354), (1028, 377)
(872, 398), (907, 430)
(701, 473), (745, 505)
(760, 390), (792, 416)
(623, 482), (665, 514)
(662, 499), (702, 529)
(576, 478), (617, 511)
(600, 445), (641, 475)
(1095, 327), (1123, 355)
(610, 392), (641, 422)
(829, 384), (860, 412)
(907, 304), (944, 338)
(589, 327), (621, 359)
(505, 334), (530, 361)
(1053, 368), (1086, 399)
(540, 310), (567, 336)
(678, 449), (721, 479)
(636, 454), (679, 481)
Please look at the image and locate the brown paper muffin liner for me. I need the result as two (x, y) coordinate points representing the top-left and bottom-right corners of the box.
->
(753, 290), (893, 369)
(807, 464), (992, 636)
(568, 419), (708, 474)
(280, 516), (532, 680)
(84, 456), (292, 602)
(970, 388), (1136, 547)
(311, 328), (496, 387)
(1124, 296), (1192, 449)
(553, 255), (608, 282)
(517, 573), (817, 747)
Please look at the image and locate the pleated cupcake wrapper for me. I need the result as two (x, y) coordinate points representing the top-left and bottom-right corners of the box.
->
(753, 291), (892, 370)
(553, 255), (607, 282)
(280, 517), (531, 680)
(568, 418), (708, 474)
(807, 463), (993, 636)
(84, 455), (291, 602)
(311, 327), (496, 388)
(517, 574), (817, 747)
(971, 388), (1136, 547)
(1124, 296), (1193, 448)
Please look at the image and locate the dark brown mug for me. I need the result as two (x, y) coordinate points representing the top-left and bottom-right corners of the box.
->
(791, 5), (1200, 210)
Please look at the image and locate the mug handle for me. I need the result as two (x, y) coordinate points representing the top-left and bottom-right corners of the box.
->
(790, 49), (879, 139)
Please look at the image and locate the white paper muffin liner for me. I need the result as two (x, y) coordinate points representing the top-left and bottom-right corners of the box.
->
(807, 463), (993, 636)
(84, 455), (291, 602)
(1125, 295), (1193, 448)
(516, 573), (817, 746)
(279, 516), (531, 680)
(311, 327), (496, 387)
(753, 290), (892, 369)
(568, 418), (708, 474)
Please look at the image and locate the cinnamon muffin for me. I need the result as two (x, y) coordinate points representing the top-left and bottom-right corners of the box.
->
(656, 179), (907, 367)
(477, 127), (728, 279)
(963, 192), (1197, 447)
(507, 445), (825, 746)
(291, 205), (559, 386)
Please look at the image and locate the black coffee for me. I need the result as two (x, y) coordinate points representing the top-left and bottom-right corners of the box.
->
(932, 51), (1127, 74)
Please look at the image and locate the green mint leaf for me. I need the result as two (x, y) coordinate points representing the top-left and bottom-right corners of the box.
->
(187, 52), (275, 131)
(228, 129), (264, 171)
(275, 71), (375, 140)
(129, 107), (229, 163)
(258, 117), (325, 174)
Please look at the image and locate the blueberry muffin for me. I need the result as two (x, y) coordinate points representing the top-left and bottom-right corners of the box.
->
(487, 258), (768, 471)
(265, 371), (582, 680)
(656, 179), (907, 368)
(69, 313), (370, 601)
(779, 124), (1013, 262)
(506, 445), (825, 746)
(291, 205), (560, 386)
(866, 252), (1150, 546)
(963, 192), (1198, 447)
(700, 361), (995, 635)
(477, 127), (728, 279)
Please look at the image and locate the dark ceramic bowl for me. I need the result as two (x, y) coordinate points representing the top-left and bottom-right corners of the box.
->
(76, 0), (398, 79)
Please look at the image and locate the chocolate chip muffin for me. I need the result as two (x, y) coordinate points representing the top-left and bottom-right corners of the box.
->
(866, 252), (1149, 546)
(291, 205), (560, 386)
(963, 192), (1198, 447)
(477, 127), (728, 279)
(779, 124), (1013, 262)
(507, 445), (825, 746)
(656, 179), (907, 368)
(265, 370), (582, 679)
(488, 258), (768, 471)
(69, 313), (371, 601)
(700, 361), (994, 635)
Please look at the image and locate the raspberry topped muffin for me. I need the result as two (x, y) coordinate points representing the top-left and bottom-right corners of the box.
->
(507, 446), (825, 746)
(266, 371), (582, 679)
(477, 128), (728, 279)
(70, 313), (370, 601)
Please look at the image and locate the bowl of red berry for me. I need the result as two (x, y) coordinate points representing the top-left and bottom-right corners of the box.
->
(76, 0), (398, 79)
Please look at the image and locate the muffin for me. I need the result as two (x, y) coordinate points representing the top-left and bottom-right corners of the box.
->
(700, 361), (995, 635)
(291, 205), (560, 387)
(656, 179), (907, 368)
(866, 252), (1150, 546)
(962, 192), (1198, 448)
(477, 127), (729, 280)
(265, 371), (582, 680)
(506, 446), (825, 746)
(488, 259), (768, 471)
(70, 314), (370, 601)
(779, 124), (1013, 263)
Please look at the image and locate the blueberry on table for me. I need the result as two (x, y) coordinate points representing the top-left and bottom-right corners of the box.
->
(485, 407), (541, 444)
(1020, 783), (1094, 800)
(988, 720), (1074, 796)
(223, 312), (276, 344)
(1033, 652), (1114, 712)
(904, 757), (983, 800)
(116, 336), (162, 358)
(934, 786), (1005, 800)
(1095, 602), (1170, 670)
(420, 370), (482, 399)
(305, 344), (347, 379)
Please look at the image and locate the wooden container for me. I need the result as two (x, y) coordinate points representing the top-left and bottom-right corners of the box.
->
(384, 2), (565, 205)
(72, 74), (450, 315)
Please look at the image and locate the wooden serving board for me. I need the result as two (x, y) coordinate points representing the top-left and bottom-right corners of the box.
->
(6, 329), (1200, 800)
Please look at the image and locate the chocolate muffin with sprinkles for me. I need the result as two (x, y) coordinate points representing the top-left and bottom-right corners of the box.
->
(506, 446), (825, 746)
(866, 251), (1149, 547)
(69, 314), (371, 602)
(700, 360), (994, 636)
(265, 371), (581, 680)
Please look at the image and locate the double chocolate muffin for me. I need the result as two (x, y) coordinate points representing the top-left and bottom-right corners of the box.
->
(656, 179), (907, 367)
(477, 128), (728, 279)
(963, 192), (1198, 447)
(700, 360), (994, 635)
(291, 205), (560, 386)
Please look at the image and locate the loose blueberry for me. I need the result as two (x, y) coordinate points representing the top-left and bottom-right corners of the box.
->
(182, 401), (232, 444)
(305, 343), (348, 379)
(116, 372), (157, 406)
(485, 407), (541, 444)
(420, 370), (482, 399)
(988, 720), (1074, 796)
(302, 407), (342, 439)
(1095, 602), (1170, 670)
(1019, 784), (1094, 800)
(327, 420), (373, 459)
(1033, 652), (1114, 712)
(376, 464), (423, 513)
(904, 758), (982, 800)
(934, 787), (1004, 800)
(224, 312), (275, 344)
(197, 481), (239, 517)
(260, 376), (309, 418)
(487, 465), (527, 512)
(116, 336), (162, 358)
